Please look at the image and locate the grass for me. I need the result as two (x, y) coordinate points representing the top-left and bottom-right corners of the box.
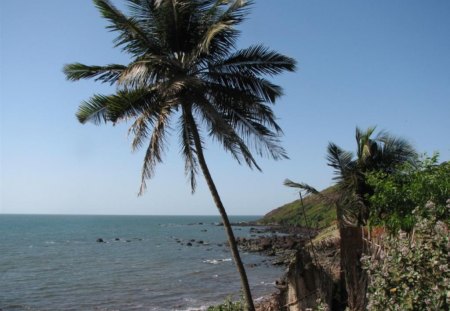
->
(258, 186), (337, 228)
(207, 297), (244, 311)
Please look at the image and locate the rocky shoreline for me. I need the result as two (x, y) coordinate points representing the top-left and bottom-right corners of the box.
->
(235, 225), (319, 266)
(232, 224), (341, 311)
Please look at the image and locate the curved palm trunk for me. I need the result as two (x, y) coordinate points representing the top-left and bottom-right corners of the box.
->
(189, 117), (255, 311)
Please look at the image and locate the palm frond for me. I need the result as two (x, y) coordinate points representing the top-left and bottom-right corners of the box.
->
(283, 179), (340, 208)
(210, 45), (297, 76)
(138, 105), (173, 195)
(94, 0), (160, 56)
(196, 0), (251, 57)
(227, 110), (287, 160)
(377, 133), (416, 170)
(63, 63), (126, 84)
(206, 82), (283, 132)
(284, 179), (319, 194)
(76, 88), (156, 124)
(129, 114), (152, 151)
(203, 82), (287, 160)
(205, 71), (283, 103)
(126, 0), (159, 21)
(179, 110), (199, 193)
(194, 97), (261, 170)
(76, 94), (111, 124)
(117, 56), (169, 88)
(107, 88), (156, 122)
(326, 142), (354, 179)
(355, 126), (376, 160)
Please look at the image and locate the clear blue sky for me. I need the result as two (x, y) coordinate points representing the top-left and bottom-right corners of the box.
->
(1, 0), (449, 215)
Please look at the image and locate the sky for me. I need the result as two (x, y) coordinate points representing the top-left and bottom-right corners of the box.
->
(1, 0), (449, 216)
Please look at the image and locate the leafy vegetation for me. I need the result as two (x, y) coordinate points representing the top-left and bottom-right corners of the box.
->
(259, 186), (337, 228)
(362, 201), (449, 310)
(361, 154), (449, 310)
(367, 154), (450, 232)
(278, 127), (416, 311)
(208, 297), (244, 311)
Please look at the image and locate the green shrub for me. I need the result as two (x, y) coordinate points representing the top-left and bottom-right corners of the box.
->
(362, 201), (449, 310)
(367, 154), (449, 232)
(207, 297), (244, 311)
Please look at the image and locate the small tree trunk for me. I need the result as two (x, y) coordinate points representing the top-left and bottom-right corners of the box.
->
(188, 113), (255, 311)
(339, 225), (367, 311)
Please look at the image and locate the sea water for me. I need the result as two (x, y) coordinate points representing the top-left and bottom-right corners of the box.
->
(0, 215), (283, 310)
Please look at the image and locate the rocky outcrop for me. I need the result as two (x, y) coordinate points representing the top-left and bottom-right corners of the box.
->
(237, 235), (306, 265)
(235, 226), (317, 266)
(277, 237), (344, 311)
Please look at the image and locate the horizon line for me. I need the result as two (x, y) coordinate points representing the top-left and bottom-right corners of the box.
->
(0, 213), (263, 217)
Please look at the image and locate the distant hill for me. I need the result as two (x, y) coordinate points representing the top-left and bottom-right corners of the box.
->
(258, 186), (338, 228)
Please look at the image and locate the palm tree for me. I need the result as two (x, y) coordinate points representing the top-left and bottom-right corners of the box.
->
(285, 127), (416, 310)
(327, 127), (416, 310)
(63, 0), (296, 309)
(327, 126), (416, 226)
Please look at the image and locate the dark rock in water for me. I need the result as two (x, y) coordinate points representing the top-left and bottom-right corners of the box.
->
(217, 243), (223, 247)
(201, 229), (207, 232)
(96, 238), (105, 243)
(197, 240), (204, 244)
(250, 227), (265, 234)
(198, 222), (203, 225)
(235, 230), (312, 266)
(186, 242), (193, 246)
(115, 238), (120, 241)
(126, 240), (131, 243)
(190, 239), (195, 242)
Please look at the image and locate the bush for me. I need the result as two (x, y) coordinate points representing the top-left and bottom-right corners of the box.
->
(362, 201), (449, 310)
(367, 154), (449, 232)
(207, 297), (244, 311)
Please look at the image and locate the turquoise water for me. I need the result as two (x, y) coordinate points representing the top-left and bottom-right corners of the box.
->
(0, 215), (282, 310)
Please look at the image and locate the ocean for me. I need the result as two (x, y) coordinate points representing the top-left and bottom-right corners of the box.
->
(0, 215), (283, 311)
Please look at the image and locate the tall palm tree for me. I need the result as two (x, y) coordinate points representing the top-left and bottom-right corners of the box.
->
(285, 127), (416, 310)
(63, 0), (296, 309)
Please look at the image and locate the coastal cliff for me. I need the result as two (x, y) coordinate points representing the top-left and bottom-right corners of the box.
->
(278, 236), (343, 311)
(237, 224), (344, 311)
(247, 187), (346, 310)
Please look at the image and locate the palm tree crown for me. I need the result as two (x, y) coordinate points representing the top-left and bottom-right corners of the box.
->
(64, 0), (296, 194)
(326, 126), (416, 225)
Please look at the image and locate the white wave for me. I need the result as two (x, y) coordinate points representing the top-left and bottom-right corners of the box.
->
(202, 258), (232, 265)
